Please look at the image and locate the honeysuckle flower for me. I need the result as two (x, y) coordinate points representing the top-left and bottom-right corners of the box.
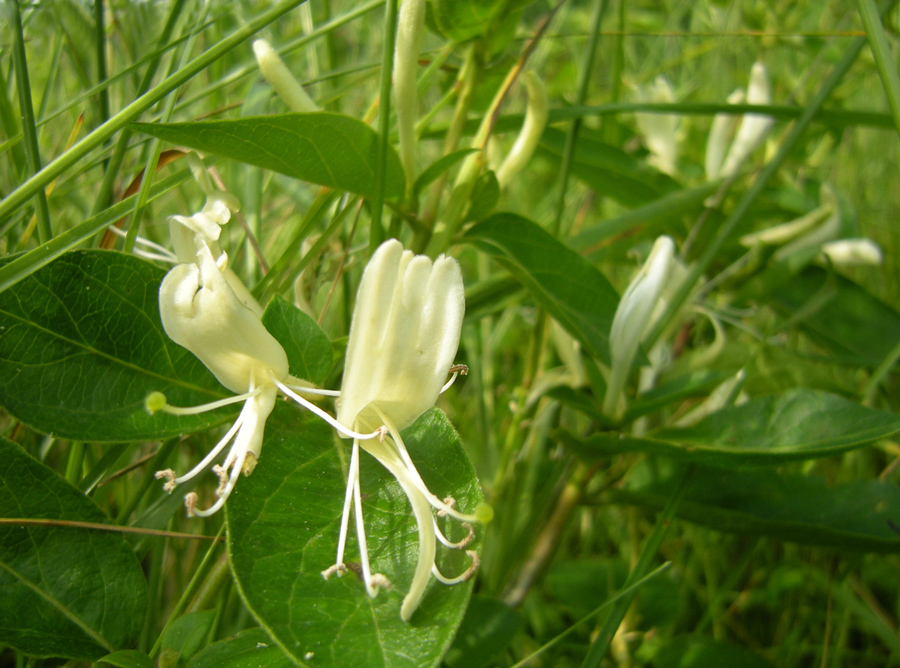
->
(322, 239), (491, 622)
(602, 236), (676, 420)
(253, 39), (319, 113)
(151, 240), (383, 517)
(706, 62), (774, 180)
(634, 76), (679, 175)
(820, 238), (884, 267)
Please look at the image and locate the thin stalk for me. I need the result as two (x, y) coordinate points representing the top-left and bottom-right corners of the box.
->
(0, 0), (307, 224)
(124, 0), (212, 254)
(642, 5), (895, 352)
(92, 0), (188, 215)
(580, 467), (694, 668)
(857, 0), (900, 138)
(116, 439), (180, 525)
(551, 0), (606, 237)
(863, 336), (900, 404)
(370, 0), (399, 253)
(64, 442), (85, 485)
(94, 0), (110, 134)
(9, 0), (52, 243)
(149, 525), (225, 658)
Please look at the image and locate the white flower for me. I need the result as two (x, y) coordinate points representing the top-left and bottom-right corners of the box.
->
(634, 76), (679, 175)
(322, 239), (490, 622)
(151, 230), (381, 517)
(603, 236), (676, 420)
(706, 62), (774, 180)
(820, 238), (883, 267)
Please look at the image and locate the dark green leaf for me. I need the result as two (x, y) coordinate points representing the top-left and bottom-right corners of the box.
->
(539, 127), (679, 208)
(443, 595), (522, 668)
(567, 389), (900, 466)
(413, 149), (479, 198)
(0, 251), (233, 441)
(188, 629), (294, 668)
(646, 636), (777, 668)
(160, 610), (217, 664)
(0, 437), (147, 659)
(133, 113), (404, 200)
(466, 170), (500, 222)
(464, 213), (619, 364)
(614, 460), (900, 552)
(766, 267), (900, 367)
(227, 406), (484, 668)
(262, 296), (333, 385)
(98, 650), (157, 668)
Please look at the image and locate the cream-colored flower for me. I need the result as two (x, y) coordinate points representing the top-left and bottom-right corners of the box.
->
(634, 76), (679, 175)
(322, 239), (490, 622)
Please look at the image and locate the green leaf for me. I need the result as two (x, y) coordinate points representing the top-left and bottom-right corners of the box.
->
(645, 636), (777, 668)
(443, 595), (522, 668)
(98, 650), (157, 668)
(614, 460), (900, 552)
(188, 629), (294, 668)
(566, 389), (900, 467)
(262, 296), (333, 385)
(425, 0), (504, 42)
(464, 213), (620, 364)
(227, 406), (484, 668)
(539, 126), (679, 208)
(413, 149), (479, 198)
(0, 251), (233, 442)
(133, 113), (404, 200)
(0, 437), (147, 659)
(766, 267), (900, 367)
(465, 170), (500, 222)
(159, 610), (217, 665)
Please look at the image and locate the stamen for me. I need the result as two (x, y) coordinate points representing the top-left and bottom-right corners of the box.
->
(432, 550), (480, 585)
(154, 469), (178, 493)
(184, 450), (246, 517)
(212, 464), (229, 496)
(440, 364), (469, 394)
(272, 374), (385, 441)
(335, 442), (360, 570)
(434, 520), (474, 549)
(283, 383), (342, 397)
(164, 412), (246, 488)
(107, 226), (179, 263)
(146, 388), (262, 416)
(321, 563), (347, 580)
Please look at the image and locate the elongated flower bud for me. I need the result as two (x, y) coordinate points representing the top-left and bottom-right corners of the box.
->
(496, 72), (549, 189)
(253, 39), (319, 113)
(717, 62), (774, 178)
(393, 0), (426, 188)
(635, 76), (678, 175)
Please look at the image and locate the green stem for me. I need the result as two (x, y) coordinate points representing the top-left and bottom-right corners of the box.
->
(94, 0), (110, 136)
(643, 3), (895, 351)
(9, 0), (52, 243)
(64, 442), (86, 485)
(551, 0), (606, 238)
(580, 466), (694, 668)
(370, 0), (399, 253)
(0, 0), (306, 224)
(857, 0), (900, 139)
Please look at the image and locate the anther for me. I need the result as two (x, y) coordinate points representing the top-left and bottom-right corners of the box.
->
(154, 469), (178, 493)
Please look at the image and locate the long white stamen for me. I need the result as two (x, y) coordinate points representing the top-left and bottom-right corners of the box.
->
(353, 449), (381, 598)
(272, 374), (384, 441)
(373, 407), (482, 522)
(170, 412), (246, 486)
(154, 388), (262, 416)
(283, 383), (342, 397)
(431, 551), (479, 585)
(336, 441), (359, 568)
(185, 449), (246, 517)
(107, 225), (180, 262)
(433, 520), (474, 549)
(440, 364), (468, 394)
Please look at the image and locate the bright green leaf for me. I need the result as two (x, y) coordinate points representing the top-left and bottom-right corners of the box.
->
(262, 296), (333, 385)
(133, 113), (404, 200)
(0, 251), (234, 441)
(466, 170), (500, 222)
(615, 460), (900, 552)
(98, 650), (157, 668)
(227, 406), (484, 668)
(464, 213), (620, 364)
(566, 389), (900, 466)
(188, 628), (294, 668)
(0, 437), (147, 659)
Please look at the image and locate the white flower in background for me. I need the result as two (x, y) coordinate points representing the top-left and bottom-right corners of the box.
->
(706, 62), (774, 180)
(603, 236), (676, 420)
(151, 220), (382, 517)
(393, 0), (426, 188)
(634, 76), (679, 176)
(820, 238), (883, 267)
(322, 239), (491, 622)
(495, 71), (549, 190)
(253, 39), (319, 113)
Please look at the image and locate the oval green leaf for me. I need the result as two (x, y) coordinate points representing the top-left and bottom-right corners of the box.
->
(565, 389), (900, 466)
(0, 251), (234, 442)
(188, 628), (294, 668)
(464, 213), (620, 364)
(132, 113), (404, 200)
(261, 296), (333, 385)
(0, 437), (147, 659)
(227, 406), (484, 668)
(614, 460), (900, 552)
